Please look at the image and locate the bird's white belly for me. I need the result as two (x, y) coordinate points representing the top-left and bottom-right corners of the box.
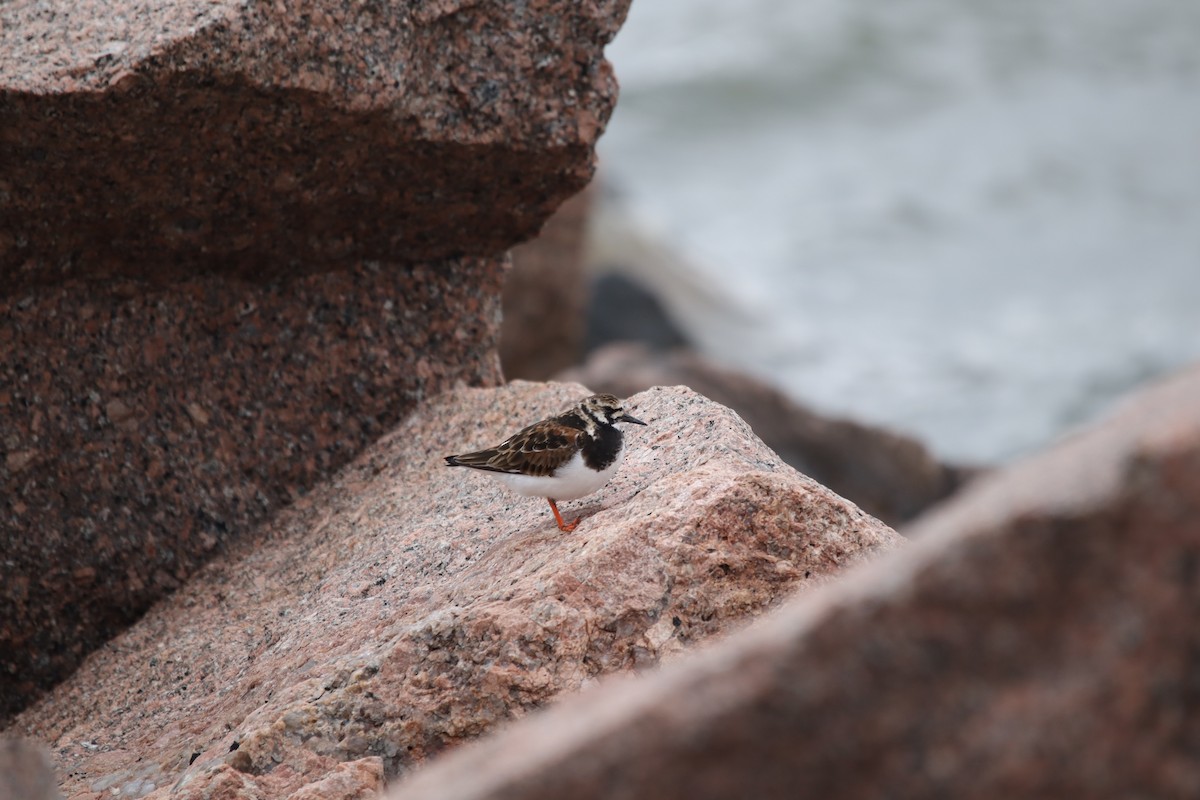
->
(495, 446), (625, 501)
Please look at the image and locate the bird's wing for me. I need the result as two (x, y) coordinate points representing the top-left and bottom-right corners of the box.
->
(446, 420), (583, 477)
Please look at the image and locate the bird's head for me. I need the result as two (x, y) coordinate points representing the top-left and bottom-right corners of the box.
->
(579, 393), (646, 427)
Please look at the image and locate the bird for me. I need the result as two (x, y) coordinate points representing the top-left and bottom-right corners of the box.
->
(444, 393), (647, 531)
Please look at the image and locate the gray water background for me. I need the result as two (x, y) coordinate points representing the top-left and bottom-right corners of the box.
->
(597, 0), (1200, 464)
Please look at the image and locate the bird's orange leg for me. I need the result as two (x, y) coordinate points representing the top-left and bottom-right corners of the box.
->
(547, 499), (581, 532)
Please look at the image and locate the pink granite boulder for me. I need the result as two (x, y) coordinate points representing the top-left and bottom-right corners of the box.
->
(0, 0), (629, 287)
(5, 384), (901, 799)
(0, 259), (505, 723)
(0, 0), (630, 721)
(390, 365), (1200, 800)
(500, 189), (593, 381)
(0, 738), (62, 800)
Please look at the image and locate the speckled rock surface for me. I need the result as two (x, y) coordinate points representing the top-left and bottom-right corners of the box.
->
(561, 342), (970, 524)
(287, 757), (385, 800)
(389, 366), (1200, 800)
(0, 258), (504, 723)
(0, 0), (628, 289)
(5, 383), (900, 799)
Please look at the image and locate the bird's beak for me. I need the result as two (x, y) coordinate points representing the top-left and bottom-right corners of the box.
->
(619, 412), (647, 426)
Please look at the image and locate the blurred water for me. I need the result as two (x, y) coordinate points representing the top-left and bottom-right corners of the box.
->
(598, 0), (1200, 463)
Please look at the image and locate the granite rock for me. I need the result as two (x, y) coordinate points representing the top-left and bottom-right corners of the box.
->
(389, 365), (1200, 800)
(561, 342), (970, 524)
(287, 757), (385, 800)
(500, 189), (593, 381)
(1, 0), (631, 723)
(0, 0), (628, 289)
(5, 383), (901, 799)
(0, 258), (505, 723)
(581, 190), (750, 355)
(583, 274), (691, 354)
(0, 738), (63, 800)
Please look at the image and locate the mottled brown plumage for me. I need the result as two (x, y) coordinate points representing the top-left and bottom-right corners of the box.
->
(445, 423), (581, 477)
(445, 393), (646, 531)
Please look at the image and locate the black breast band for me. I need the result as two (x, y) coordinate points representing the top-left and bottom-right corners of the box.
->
(581, 424), (623, 471)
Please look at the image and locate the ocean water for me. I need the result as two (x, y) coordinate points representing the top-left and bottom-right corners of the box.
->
(597, 0), (1200, 464)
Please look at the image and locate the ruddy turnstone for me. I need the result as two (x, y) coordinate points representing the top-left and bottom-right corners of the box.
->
(444, 393), (646, 531)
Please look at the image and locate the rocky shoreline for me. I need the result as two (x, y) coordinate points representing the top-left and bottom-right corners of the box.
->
(4, 0), (1199, 798)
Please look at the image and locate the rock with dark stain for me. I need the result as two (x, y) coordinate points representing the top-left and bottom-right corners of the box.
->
(0, 0), (630, 721)
(0, 0), (628, 288)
